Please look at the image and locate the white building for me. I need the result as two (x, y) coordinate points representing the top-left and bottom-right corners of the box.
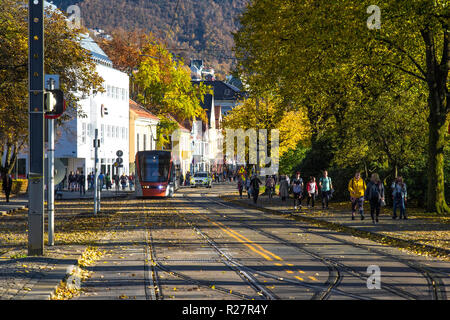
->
(57, 35), (130, 177)
(20, 35), (130, 182)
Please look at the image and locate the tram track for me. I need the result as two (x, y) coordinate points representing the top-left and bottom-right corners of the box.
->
(141, 199), (271, 300)
(205, 195), (447, 300)
(175, 196), (372, 300)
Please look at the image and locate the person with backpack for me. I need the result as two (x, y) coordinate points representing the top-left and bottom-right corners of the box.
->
(306, 176), (318, 208)
(319, 170), (333, 209)
(392, 176), (408, 220)
(348, 171), (367, 220)
(292, 172), (304, 210)
(365, 173), (385, 223)
(250, 174), (262, 204)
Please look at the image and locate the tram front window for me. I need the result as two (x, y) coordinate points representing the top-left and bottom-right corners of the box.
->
(139, 153), (171, 183)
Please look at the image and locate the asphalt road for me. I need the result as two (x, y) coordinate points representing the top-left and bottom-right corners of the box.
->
(76, 184), (450, 300)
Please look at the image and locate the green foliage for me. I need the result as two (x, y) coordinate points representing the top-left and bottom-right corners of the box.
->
(234, 0), (449, 213)
(135, 42), (211, 123)
(0, 0), (103, 175)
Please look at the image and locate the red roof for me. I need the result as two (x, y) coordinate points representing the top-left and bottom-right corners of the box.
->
(129, 99), (159, 121)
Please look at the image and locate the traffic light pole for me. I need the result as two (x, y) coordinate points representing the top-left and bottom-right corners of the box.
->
(28, 0), (45, 255)
(94, 129), (100, 214)
(47, 87), (55, 246)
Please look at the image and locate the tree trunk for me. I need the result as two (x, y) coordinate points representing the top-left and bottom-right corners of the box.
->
(422, 27), (449, 214)
(426, 101), (449, 214)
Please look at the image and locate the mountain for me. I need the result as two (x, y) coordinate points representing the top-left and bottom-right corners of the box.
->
(49, 0), (249, 77)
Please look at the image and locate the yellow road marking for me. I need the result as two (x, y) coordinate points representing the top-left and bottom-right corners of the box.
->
(295, 276), (304, 281)
(309, 276), (318, 281)
(286, 270), (294, 274)
(298, 270), (305, 274)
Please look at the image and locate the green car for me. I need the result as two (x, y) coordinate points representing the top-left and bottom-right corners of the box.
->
(190, 172), (212, 188)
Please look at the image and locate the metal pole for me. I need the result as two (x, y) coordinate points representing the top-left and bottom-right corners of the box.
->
(94, 129), (98, 215)
(28, 0), (45, 256)
(47, 116), (55, 246)
(47, 79), (55, 246)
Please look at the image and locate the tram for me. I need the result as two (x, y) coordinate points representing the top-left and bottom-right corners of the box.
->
(135, 150), (179, 198)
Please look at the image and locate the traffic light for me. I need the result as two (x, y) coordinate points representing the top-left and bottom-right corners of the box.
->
(101, 104), (108, 117)
(44, 90), (65, 119)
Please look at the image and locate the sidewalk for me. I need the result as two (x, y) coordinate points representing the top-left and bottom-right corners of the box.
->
(221, 193), (450, 261)
(0, 193), (133, 300)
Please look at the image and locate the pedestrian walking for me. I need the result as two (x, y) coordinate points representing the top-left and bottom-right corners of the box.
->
(306, 176), (318, 208)
(250, 174), (262, 204)
(114, 174), (120, 192)
(2, 173), (13, 203)
(120, 173), (128, 190)
(348, 171), (367, 220)
(245, 174), (252, 199)
(98, 172), (105, 190)
(292, 172), (304, 210)
(237, 176), (244, 199)
(319, 170), (333, 209)
(265, 175), (275, 199)
(365, 173), (385, 223)
(279, 175), (289, 202)
(79, 171), (86, 196)
(87, 172), (92, 191)
(68, 171), (75, 191)
(129, 173), (134, 190)
(392, 176), (407, 220)
(105, 173), (111, 190)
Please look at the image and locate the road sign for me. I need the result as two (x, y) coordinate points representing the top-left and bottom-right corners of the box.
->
(116, 157), (123, 164)
(116, 150), (123, 157)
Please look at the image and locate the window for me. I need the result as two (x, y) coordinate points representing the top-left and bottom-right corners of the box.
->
(81, 123), (86, 144)
(116, 126), (119, 139)
(143, 134), (147, 151)
(100, 124), (104, 144)
(107, 85), (111, 97)
(107, 125), (111, 138)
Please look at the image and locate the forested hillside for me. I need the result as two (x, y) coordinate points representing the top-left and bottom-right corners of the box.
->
(50, 0), (249, 76)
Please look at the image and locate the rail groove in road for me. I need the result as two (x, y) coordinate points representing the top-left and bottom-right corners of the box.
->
(211, 196), (447, 300)
(141, 199), (267, 300)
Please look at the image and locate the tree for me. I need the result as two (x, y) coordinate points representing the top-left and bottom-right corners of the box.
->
(0, 0), (103, 176)
(134, 42), (211, 123)
(234, 0), (449, 213)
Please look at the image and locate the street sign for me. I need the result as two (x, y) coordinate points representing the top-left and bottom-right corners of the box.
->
(116, 150), (123, 157)
(116, 157), (123, 164)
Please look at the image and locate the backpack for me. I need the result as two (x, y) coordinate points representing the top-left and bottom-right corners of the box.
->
(370, 183), (380, 200)
(293, 179), (302, 193)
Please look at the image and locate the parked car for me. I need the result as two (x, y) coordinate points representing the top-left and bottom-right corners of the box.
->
(190, 172), (212, 188)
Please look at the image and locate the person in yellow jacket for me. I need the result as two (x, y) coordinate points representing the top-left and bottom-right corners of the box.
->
(348, 171), (367, 220)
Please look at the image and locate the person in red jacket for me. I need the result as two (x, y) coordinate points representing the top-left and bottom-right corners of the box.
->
(306, 176), (318, 208)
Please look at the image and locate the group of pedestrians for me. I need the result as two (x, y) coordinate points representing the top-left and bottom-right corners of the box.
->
(236, 168), (408, 224)
(349, 171), (408, 223)
(65, 171), (86, 195)
(96, 172), (134, 191)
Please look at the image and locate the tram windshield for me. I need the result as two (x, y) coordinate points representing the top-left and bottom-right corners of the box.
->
(138, 152), (171, 183)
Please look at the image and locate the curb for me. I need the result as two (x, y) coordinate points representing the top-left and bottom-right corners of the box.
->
(221, 196), (450, 261)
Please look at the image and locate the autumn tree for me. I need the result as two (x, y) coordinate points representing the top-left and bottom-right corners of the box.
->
(0, 0), (103, 176)
(234, 0), (449, 213)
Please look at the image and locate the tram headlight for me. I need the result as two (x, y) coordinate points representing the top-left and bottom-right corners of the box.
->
(158, 185), (164, 190)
